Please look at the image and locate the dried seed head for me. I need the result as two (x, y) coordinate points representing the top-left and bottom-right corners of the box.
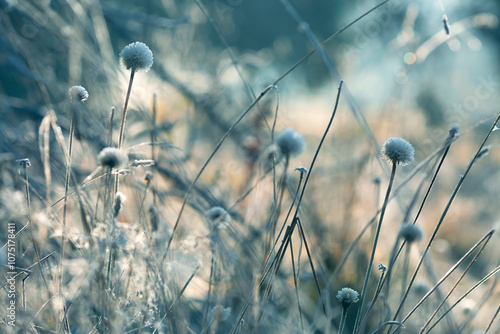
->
(119, 42), (154, 72)
(97, 147), (128, 169)
(449, 124), (459, 137)
(399, 223), (424, 243)
(144, 171), (154, 183)
(205, 206), (231, 229)
(68, 85), (89, 102)
(336, 287), (359, 309)
(275, 128), (305, 158)
(381, 137), (414, 166)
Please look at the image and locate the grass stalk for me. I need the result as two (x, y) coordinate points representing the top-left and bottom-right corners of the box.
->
(354, 162), (397, 333)
(389, 115), (500, 330)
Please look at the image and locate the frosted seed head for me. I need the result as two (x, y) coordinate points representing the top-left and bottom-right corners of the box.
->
(381, 137), (414, 166)
(275, 128), (305, 158)
(449, 124), (459, 137)
(97, 147), (128, 169)
(336, 287), (359, 309)
(68, 85), (88, 102)
(399, 223), (424, 243)
(205, 206), (231, 229)
(119, 42), (154, 72)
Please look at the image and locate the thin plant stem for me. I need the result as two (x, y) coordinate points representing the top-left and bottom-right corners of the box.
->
(427, 264), (500, 332)
(152, 264), (201, 334)
(354, 162), (397, 332)
(115, 70), (135, 195)
(394, 230), (494, 333)
(118, 70), (136, 149)
(389, 115), (500, 330)
(202, 241), (217, 332)
(296, 217), (326, 315)
(484, 305), (500, 334)
(60, 106), (75, 301)
(289, 237), (304, 331)
(339, 307), (348, 334)
(95, 107), (116, 221)
(264, 156), (289, 261)
(19, 160), (59, 330)
(356, 131), (457, 328)
(419, 230), (494, 333)
(399, 246), (411, 317)
(193, 0), (272, 134)
(151, 94), (157, 206)
(164, 0), (388, 255)
(358, 268), (387, 331)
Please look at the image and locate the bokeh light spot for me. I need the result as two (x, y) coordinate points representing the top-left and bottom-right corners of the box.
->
(448, 38), (461, 52)
(403, 52), (416, 65)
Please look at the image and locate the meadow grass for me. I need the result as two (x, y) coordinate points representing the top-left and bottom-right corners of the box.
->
(1, 1), (500, 333)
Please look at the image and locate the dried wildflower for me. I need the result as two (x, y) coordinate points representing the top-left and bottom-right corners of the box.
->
(113, 192), (126, 217)
(119, 42), (154, 72)
(399, 223), (424, 243)
(381, 137), (414, 166)
(378, 262), (387, 272)
(16, 158), (31, 168)
(449, 124), (459, 137)
(205, 206), (231, 229)
(144, 171), (154, 183)
(68, 85), (88, 102)
(337, 287), (359, 309)
(97, 147), (128, 169)
(275, 128), (305, 158)
(210, 305), (231, 321)
(295, 166), (308, 174)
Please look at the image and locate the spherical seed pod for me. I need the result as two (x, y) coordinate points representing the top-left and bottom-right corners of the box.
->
(119, 42), (154, 72)
(97, 147), (128, 169)
(399, 223), (424, 243)
(205, 206), (231, 229)
(381, 137), (414, 166)
(68, 85), (89, 102)
(275, 128), (305, 158)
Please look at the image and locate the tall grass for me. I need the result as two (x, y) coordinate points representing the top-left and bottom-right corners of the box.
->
(1, 1), (500, 333)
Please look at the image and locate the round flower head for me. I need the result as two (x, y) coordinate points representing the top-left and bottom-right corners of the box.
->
(97, 147), (128, 169)
(336, 287), (359, 308)
(275, 128), (306, 158)
(399, 223), (424, 243)
(68, 85), (88, 102)
(413, 280), (430, 297)
(381, 137), (414, 166)
(206, 206), (231, 229)
(119, 42), (153, 72)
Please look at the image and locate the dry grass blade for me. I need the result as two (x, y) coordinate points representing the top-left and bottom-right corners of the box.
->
(396, 230), (495, 331)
